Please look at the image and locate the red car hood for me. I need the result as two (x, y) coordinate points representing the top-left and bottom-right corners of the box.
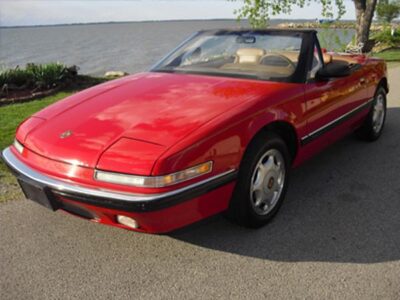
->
(23, 72), (280, 168)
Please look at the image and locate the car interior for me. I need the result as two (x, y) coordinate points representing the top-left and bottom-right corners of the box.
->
(220, 48), (298, 77)
(217, 47), (360, 78)
(155, 31), (365, 82)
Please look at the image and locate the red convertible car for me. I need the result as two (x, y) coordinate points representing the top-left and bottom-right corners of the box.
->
(2, 29), (388, 233)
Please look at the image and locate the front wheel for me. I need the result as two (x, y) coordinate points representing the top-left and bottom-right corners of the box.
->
(226, 132), (290, 228)
(356, 86), (387, 141)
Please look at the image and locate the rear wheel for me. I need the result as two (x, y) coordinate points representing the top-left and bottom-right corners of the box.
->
(356, 86), (387, 141)
(226, 132), (290, 228)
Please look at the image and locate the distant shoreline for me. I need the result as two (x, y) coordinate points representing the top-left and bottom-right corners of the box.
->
(0, 18), (358, 29)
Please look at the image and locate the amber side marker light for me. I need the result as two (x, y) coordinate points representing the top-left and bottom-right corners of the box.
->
(94, 161), (213, 188)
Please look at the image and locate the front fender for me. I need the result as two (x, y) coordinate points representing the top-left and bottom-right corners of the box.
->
(152, 91), (305, 177)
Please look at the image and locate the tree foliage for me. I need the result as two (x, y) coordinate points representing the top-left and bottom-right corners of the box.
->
(376, 0), (400, 23)
(232, 0), (381, 52)
(232, 0), (346, 28)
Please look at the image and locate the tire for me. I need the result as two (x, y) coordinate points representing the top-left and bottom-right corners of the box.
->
(226, 132), (291, 228)
(356, 86), (387, 141)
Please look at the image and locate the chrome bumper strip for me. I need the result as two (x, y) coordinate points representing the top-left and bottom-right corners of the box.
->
(1, 147), (236, 204)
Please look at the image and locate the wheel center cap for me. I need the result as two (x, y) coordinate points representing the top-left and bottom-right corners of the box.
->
(267, 177), (275, 189)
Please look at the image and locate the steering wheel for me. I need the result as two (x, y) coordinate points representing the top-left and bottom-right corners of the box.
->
(261, 53), (296, 71)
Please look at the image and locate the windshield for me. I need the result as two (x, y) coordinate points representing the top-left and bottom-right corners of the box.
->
(152, 31), (304, 82)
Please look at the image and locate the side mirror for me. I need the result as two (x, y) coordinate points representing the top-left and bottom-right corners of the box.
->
(316, 63), (350, 81)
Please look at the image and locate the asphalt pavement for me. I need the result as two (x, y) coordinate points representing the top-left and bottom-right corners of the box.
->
(1, 66), (400, 300)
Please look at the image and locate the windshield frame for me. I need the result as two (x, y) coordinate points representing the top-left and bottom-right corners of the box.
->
(151, 29), (315, 84)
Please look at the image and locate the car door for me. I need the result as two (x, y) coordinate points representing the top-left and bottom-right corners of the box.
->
(301, 40), (368, 148)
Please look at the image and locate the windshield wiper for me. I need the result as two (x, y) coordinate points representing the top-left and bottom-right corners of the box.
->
(153, 68), (177, 73)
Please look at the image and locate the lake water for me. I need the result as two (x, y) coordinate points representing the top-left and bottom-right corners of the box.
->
(0, 20), (354, 75)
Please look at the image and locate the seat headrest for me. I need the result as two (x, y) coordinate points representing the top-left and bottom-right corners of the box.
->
(323, 53), (332, 64)
(236, 48), (266, 64)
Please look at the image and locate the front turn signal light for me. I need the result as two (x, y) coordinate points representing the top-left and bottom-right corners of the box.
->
(94, 161), (213, 188)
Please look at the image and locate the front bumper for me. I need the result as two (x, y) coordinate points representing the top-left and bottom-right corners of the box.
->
(1, 147), (237, 232)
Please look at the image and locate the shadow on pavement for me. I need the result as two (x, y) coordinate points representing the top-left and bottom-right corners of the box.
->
(171, 107), (400, 264)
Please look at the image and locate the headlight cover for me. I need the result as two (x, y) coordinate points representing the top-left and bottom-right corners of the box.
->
(94, 161), (213, 188)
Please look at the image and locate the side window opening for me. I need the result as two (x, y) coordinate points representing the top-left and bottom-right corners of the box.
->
(308, 44), (323, 80)
(308, 37), (324, 80)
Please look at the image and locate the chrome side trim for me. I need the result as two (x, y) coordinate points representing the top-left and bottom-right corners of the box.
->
(1, 147), (236, 203)
(301, 98), (374, 145)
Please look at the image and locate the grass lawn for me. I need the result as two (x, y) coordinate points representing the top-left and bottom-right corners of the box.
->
(372, 50), (400, 62)
(0, 91), (75, 202)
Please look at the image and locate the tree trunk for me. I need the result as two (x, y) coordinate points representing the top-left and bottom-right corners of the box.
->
(354, 0), (378, 52)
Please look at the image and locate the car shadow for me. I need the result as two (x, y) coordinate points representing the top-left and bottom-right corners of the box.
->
(170, 107), (400, 264)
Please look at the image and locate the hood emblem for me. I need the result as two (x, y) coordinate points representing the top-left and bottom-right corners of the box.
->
(60, 130), (73, 139)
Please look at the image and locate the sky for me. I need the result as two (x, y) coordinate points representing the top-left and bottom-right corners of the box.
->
(0, 0), (356, 27)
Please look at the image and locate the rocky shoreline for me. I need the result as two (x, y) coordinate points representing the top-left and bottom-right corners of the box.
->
(277, 21), (399, 31)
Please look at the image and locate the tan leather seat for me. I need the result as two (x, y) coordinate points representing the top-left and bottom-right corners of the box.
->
(323, 53), (333, 64)
(235, 48), (266, 64)
(330, 55), (359, 65)
(264, 51), (299, 63)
